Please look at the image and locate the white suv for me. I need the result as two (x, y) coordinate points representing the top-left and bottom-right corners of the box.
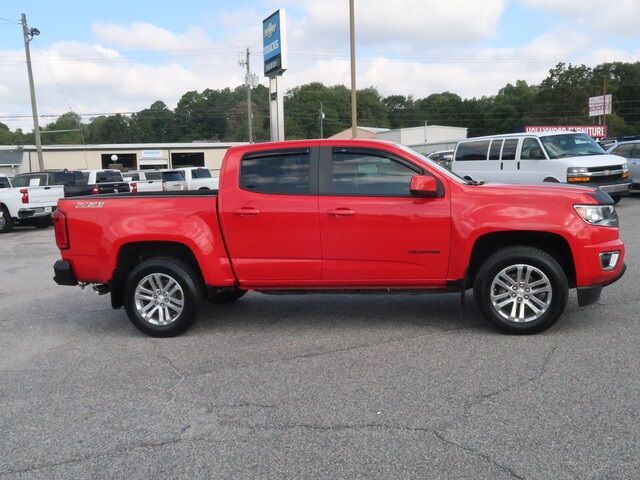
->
(452, 132), (630, 202)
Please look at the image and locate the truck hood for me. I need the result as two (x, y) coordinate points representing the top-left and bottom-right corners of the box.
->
(564, 154), (626, 168)
(474, 182), (596, 197)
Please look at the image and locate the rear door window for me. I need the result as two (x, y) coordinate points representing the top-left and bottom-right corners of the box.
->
(455, 141), (490, 161)
(240, 150), (311, 194)
(489, 140), (503, 160)
(501, 139), (519, 160)
(162, 171), (185, 182)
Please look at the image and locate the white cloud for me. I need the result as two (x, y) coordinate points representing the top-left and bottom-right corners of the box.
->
(284, 0), (507, 49)
(521, 0), (640, 37)
(91, 22), (212, 51)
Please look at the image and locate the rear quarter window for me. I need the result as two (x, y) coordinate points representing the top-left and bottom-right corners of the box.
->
(455, 141), (490, 161)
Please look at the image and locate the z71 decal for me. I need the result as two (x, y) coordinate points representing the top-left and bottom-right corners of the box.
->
(75, 202), (104, 209)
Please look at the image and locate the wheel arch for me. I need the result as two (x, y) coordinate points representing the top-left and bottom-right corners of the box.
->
(111, 241), (204, 308)
(467, 231), (576, 288)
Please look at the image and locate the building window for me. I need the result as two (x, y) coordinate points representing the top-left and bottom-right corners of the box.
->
(172, 152), (205, 168)
(101, 153), (136, 170)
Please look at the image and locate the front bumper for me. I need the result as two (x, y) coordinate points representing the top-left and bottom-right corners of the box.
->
(577, 262), (626, 306)
(596, 181), (631, 195)
(53, 260), (78, 286)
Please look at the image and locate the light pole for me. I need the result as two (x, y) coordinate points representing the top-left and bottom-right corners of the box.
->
(349, 0), (357, 138)
(21, 13), (44, 171)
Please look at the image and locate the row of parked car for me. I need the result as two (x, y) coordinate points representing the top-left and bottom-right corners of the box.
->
(0, 166), (218, 233)
(426, 131), (637, 203)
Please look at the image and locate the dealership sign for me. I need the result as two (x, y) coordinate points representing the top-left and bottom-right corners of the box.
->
(589, 94), (612, 117)
(263, 9), (287, 77)
(525, 125), (608, 138)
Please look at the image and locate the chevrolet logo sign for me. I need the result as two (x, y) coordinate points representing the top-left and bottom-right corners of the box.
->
(264, 22), (276, 38)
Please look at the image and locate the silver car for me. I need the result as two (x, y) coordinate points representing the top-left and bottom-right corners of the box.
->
(607, 141), (640, 192)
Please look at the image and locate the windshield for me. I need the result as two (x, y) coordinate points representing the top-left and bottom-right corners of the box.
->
(394, 143), (466, 183)
(540, 133), (605, 159)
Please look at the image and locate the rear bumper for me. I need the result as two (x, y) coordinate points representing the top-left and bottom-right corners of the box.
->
(53, 260), (78, 286)
(17, 206), (56, 219)
(577, 262), (626, 307)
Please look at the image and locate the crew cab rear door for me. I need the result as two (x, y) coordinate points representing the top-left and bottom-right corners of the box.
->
(219, 146), (321, 285)
(318, 146), (450, 285)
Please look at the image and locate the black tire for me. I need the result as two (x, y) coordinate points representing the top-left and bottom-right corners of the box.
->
(198, 187), (210, 190)
(0, 206), (13, 234)
(473, 246), (568, 334)
(207, 288), (246, 304)
(611, 195), (622, 204)
(123, 257), (202, 337)
(543, 177), (560, 183)
(33, 217), (52, 229)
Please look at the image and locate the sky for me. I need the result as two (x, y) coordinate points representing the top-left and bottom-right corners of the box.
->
(1, 0), (640, 130)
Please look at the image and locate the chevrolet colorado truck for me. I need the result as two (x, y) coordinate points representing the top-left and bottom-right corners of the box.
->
(52, 139), (626, 337)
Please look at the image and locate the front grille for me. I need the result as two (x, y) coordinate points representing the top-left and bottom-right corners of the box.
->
(588, 165), (622, 173)
(590, 173), (624, 184)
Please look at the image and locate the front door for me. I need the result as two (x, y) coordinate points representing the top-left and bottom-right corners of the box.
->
(219, 147), (321, 286)
(318, 147), (450, 286)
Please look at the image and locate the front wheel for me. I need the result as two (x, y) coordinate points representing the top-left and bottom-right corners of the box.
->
(123, 257), (202, 337)
(473, 246), (568, 334)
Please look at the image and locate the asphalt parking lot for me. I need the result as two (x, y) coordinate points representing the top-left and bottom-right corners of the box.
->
(1, 200), (639, 480)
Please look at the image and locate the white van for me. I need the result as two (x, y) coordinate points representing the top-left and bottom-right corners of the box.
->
(452, 132), (630, 201)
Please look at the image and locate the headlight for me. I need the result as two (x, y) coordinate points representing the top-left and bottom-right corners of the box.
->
(622, 163), (629, 173)
(574, 204), (619, 227)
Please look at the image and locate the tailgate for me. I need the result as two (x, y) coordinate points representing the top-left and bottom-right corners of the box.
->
(25, 186), (64, 208)
(98, 182), (130, 194)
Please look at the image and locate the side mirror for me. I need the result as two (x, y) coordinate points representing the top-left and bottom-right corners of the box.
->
(410, 175), (440, 198)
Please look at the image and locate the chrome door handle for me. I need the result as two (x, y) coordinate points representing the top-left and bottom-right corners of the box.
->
(326, 208), (356, 216)
(233, 207), (261, 216)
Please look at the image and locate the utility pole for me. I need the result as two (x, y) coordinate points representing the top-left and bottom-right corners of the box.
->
(349, 0), (357, 138)
(602, 68), (608, 130)
(240, 47), (254, 143)
(319, 102), (324, 138)
(21, 13), (44, 171)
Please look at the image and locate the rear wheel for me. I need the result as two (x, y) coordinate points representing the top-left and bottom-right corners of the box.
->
(473, 246), (568, 334)
(0, 206), (13, 234)
(123, 257), (202, 337)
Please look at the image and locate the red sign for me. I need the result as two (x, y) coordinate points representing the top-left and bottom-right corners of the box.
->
(525, 125), (608, 138)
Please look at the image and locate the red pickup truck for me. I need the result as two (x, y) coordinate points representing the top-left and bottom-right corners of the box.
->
(52, 139), (626, 337)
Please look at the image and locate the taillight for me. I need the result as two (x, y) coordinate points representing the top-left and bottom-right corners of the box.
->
(20, 188), (29, 204)
(131, 182), (138, 194)
(91, 186), (99, 195)
(52, 210), (69, 250)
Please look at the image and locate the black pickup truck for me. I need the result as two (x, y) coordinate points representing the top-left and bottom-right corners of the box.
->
(12, 169), (130, 197)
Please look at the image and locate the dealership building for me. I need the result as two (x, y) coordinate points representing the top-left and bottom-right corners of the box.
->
(330, 125), (468, 154)
(0, 142), (245, 177)
(0, 124), (468, 177)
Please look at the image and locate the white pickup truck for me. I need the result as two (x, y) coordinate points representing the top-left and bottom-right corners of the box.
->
(0, 174), (64, 233)
(122, 170), (163, 193)
(175, 167), (219, 190)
